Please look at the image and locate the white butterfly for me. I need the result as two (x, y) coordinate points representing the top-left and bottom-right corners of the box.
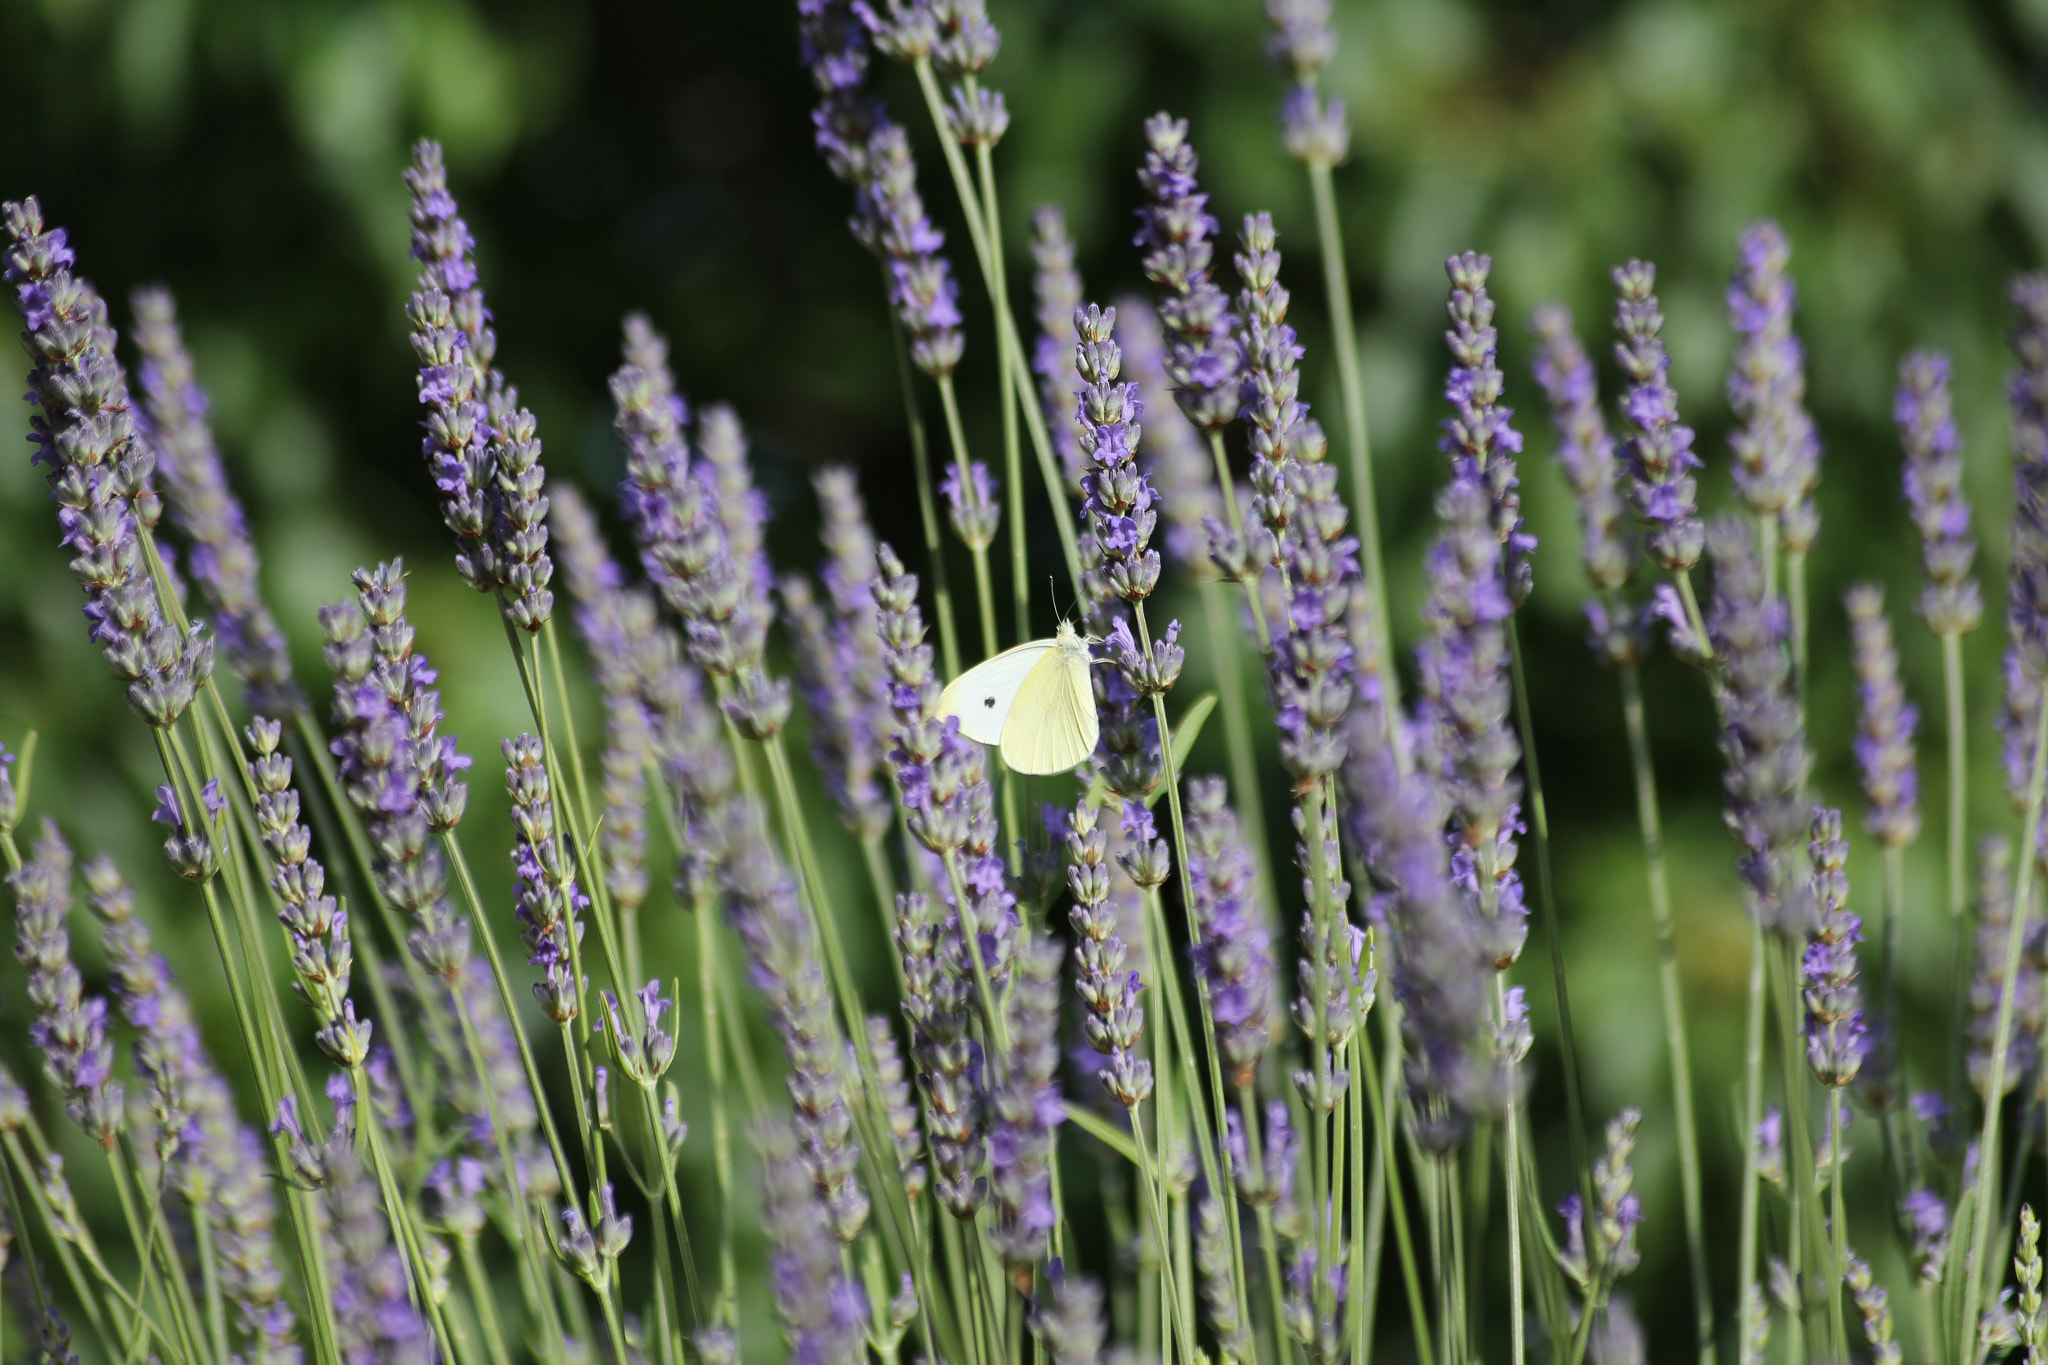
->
(936, 620), (1101, 775)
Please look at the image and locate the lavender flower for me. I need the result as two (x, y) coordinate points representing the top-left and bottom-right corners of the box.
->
(894, 887), (986, 1218)
(1727, 222), (1821, 553)
(505, 732), (588, 1024)
(1707, 518), (1814, 934)
(1967, 836), (2038, 1096)
(405, 141), (555, 630)
(783, 469), (893, 840)
(152, 775), (224, 883)
(1557, 1107), (1644, 1292)
(1263, 0), (1349, 165)
(1415, 474), (1527, 966)
(875, 543), (1019, 989)
(1531, 303), (1642, 665)
(941, 458), (1001, 552)
(717, 797), (869, 1240)
(83, 856), (297, 1359)
(322, 560), (472, 975)
(614, 315), (792, 738)
(246, 716), (372, 1068)
(1344, 722), (1500, 1149)
(1846, 585), (1920, 848)
(990, 937), (1063, 1268)
(1184, 777), (1276, 1087)
(1898, 350), (1981, 635)
(1612, 261), (1705, 574)
(550, 485), (655, 908)
(320, 1140), (435, 1364)
(557, 1183), (633, 1288)
(1441, 252), (1534, 604)
(848, 112), (963, 378)
(1032, 206), (1087, 491)
(130, 286), (300, 715)
(759, 1118), (869, 1365)
(1062, 799), (1153, 1109)
(1032, 1271), (1108, 1365)
(3, 199), (212, 727)
(10, 823), (121, 1147)
(1845, 1253), (1903, 1365)
(1135, 114), (1240, 432)
(1903, 1187), (1951, 1283)
(1120, 295), (1223, 578)
(1197, 1189), (1253, 1359)
(1282, 1246), (1347, 1361)
(1803, 809), (1869, 1086)
(2003, 274), (2048, 803)
(868, 1016), (928, 1201)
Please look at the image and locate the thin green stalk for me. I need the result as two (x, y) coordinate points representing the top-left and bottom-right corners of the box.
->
(1348, 1017), (1369, 1365)
(1789, 548), (1810, 695)
(1507, 619), (1593, 1201)
(193, 1204), (229, 1365)
(1829, 1086), (1851, 1361)
(1238, 1089), (1294, 1365)
(1200, 583), (1280, 911)
(104, 1150), (202, 1365)
(1130, 1113), (1200, 1365)
(1304, 159), (1399, 732)
(1618, 663), (1714, 1364)
(1944, 632), (1969, 922)
(887, 267), (963, 683)
(1736, 921), (1768, 1358)
(972, 126), (1029, 649)
(907, 57), (1081, 594)
(457, 1235), (514, 1365)
(1961, 701), (2048, 1358)
(1770, 941), (1825, 1365)
(1357, 1007), (1435, 1365)
(3, 1128), (134, 1360)
(1496, 981), (1525, 1365)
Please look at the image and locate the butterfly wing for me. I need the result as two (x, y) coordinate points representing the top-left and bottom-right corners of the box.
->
(937, 640), (1060, 745)
(998, 638), (1101, 774)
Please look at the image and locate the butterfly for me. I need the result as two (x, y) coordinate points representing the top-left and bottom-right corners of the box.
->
(935, 620), (1101, 774)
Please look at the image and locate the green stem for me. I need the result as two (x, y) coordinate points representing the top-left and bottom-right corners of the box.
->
(1944, 631), (1969, 923)
(1200, 582), (1280, 913)
(1496, 982), (1525, 1365)
(887, 265), (963, 683)
(1358, 1006), (1435, 1365)
(1961, 701), (2048, 1359)
(973, 128), (1029, 649)
(1618, 663), (1714, 1365)
(1304, 158), (1399, 733)
(457, 1234), (515, 1365)
(1735, 920), (1768, 1357)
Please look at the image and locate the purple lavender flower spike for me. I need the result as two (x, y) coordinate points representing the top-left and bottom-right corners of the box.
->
(868, 1015), (929, 1201)
(716, 796), (868, 1240)
(131, 287), (301, 716)
(1184, 777), (1276, 1087)
(1803, 809), (1868, 1087)
(941, 458), (1001, 551)
(1898, 350), (1981, 636)
(1441, 252), (1535, 604)
(1197, 1187), (1253, 1358)
(1727, 222), (1821, 553)
(1416, 473), (1527, 966)
(758, 1118), (869, 1365)
(404, 141), (555, 630)
(1136, 115), (1241, 433)
(247, 716), (371, 1068)
(1845, 586), (1920, 849)
(1264, 0), (1349, 165)
(696, 402), (776, 616)
(320, 1140), (435, 1365)
(1031, 1271), (1108, 1365)
(550, 485), (657, 909)
(2002, 275), (2048, 805)
(1032, 207), (1087, 491)
(1966, 836), (2038, 1096)
(9, 823), (122, 1147)
(84, 856), (298, 1359)
(613, 316), (791, 739)
(1612, 260), (1705, 574)
(506, 732), (589, 1025)
(3, 199), (213, 728)
(152, 776), (224, 882)
(894, 887), (987, 1218)
(1064, 799), (1153, 1109)
(1706, 518), (1814, 935)
(0, 743), (17, 837)
(1120, 295), (1224, 579)
(990, 936), (1063, 1269)
(855, 128), (963, 379)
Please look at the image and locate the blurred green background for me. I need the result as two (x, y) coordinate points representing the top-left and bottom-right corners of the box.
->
(3, 0), (2048, 1354)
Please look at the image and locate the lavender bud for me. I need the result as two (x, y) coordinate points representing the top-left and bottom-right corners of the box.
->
(1032, 208), (1088, 492)
(758, 1118), (869, 1365)
(1845, 1253), (1903, 1365)
(1845, 585), (1920, 848)
(1135, 115), (1240, 431)
(1612, 260), (1704, 573)
(1727, 222), (1821, 552)
(1031, 1272), (1108, 1365)
(11, 824), (123, 1147)
(1531, 303), (1632, 598)
(1898, 350), (1981, 635)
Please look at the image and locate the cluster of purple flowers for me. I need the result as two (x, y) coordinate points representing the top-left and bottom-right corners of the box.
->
(989, 936), (1063, 1268)
(1803, 809), (1868, 1088)
(1705, 520), (1814, 935)
(1846, 586), (1920, 850)
(1966, 836), (2040, 1096)
(614, 316), (791, 740)
(1136, 114), (1241, 435)
(1440, 252), (1534, 604)
(131, 286), (301, 717)
(505, 732), (588, 1024)
(758, 1118), (869, 1365)
(1898, 350), (1981, 636)
(1612, 261), (1705, 575)
(1059, 799), (1153, 1110)
(10, 823), (122, 1147)
(1120, 296), (1224, 579)
(3, 199), (213, 728)
(1184, 777), (1276, 1088)
(1262, 0), (1349, 164)
(404, 141), (554, 631)
(2002, 274), (2048, 803)
(1726, 222), (1821, 553)
(1032, 207), (1087, 491)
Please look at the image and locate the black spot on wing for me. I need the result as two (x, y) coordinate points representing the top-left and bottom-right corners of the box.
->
(982, 696), (996, 708)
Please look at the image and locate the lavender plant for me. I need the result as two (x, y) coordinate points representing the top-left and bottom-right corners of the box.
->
(3, 18), (2048, 1365)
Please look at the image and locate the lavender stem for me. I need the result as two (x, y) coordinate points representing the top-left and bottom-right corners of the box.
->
(1618, 663), (1714, 1364)
(1306, 160), (1400, 741)
(968, 122), (1030, 646)
(887, 271), (964, 680)
(1963, 702), (2048, 1359)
